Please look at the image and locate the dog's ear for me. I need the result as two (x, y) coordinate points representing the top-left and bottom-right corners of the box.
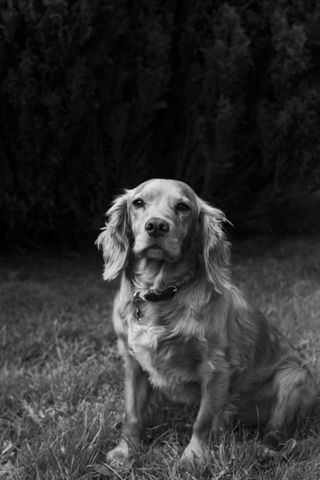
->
(96, 190), (131, 281)
(199, 200), (231, 292)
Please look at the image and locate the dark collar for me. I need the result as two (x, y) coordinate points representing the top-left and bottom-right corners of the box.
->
(131, 274), (195, 321)
(134, 286), (178, 303)
(133, 286), (178, 321)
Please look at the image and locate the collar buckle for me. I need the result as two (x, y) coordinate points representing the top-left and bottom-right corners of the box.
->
(132, 286), (179, 321)
(133, 291), (143, 321)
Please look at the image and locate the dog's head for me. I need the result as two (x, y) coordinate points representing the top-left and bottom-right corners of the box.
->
(96, 179), (230, 291)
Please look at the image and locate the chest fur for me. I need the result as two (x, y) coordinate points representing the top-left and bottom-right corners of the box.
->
(123, 303), (205, 391)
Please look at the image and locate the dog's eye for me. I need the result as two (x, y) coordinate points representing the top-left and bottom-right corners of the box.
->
(132, 198), (145, 208)
(176, 202), (190, 212)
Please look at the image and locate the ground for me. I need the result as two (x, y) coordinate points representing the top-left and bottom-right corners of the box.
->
(0, 236), (320, 480)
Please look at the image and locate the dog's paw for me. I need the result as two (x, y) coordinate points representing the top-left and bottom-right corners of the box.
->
(178, 442), (210, 472)
(256, 432), (281, 461)
(261, 431), (282, 451)
(256, 444), (277, 461)
(106, 444), (131, 468)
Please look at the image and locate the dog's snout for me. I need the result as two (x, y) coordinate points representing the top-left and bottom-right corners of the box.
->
(145, 217), (169, 237)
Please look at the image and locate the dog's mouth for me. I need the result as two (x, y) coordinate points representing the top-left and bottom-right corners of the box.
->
(136, 243), (176, 261)
(145, 244), (166, 260)
(148, 244), (162, 251)
(133, 236), (181, 262)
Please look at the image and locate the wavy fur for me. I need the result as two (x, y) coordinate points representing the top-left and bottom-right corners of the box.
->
(96, 190), (132, 281)
(97, 179), (319, 470)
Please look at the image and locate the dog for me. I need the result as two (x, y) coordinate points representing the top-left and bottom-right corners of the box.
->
(97, 178), (319, 470)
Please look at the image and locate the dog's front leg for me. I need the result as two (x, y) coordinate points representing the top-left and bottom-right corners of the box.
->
(180, 369), (230, 470)
(107, 351), (151, 466)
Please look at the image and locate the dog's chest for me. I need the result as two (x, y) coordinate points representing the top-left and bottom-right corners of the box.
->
(127, 311), (203, 391)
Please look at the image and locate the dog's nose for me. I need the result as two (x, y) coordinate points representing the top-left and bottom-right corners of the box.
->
(145, 217), (169, 237)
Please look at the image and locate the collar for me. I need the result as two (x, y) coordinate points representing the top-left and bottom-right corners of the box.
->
(131, 274), (195, 321)
(134, 285), (178, 303)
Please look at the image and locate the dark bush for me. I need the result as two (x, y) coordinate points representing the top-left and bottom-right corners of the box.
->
(1, 0), (320, 243)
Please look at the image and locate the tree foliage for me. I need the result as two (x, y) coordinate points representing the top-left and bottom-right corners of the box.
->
(1, 0), (320, 242)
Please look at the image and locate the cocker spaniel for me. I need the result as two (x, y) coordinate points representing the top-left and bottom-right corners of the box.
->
(97, 178), (319, 470)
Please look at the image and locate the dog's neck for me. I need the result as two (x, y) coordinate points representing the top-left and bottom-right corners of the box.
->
(128, 255), (199, 292)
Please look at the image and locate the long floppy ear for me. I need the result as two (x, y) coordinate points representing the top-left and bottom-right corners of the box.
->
(96, 190), (131, 281)
(199, 200), (231, 292)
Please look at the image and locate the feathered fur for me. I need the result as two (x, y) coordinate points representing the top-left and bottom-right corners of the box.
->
(97, 179), (319, 470)
(96, 190), (132, 281)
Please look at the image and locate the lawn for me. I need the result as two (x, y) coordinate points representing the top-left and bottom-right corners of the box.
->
(1, 237), (320, 480)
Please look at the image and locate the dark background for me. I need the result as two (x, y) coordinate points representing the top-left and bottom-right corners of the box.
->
(1, 0), (320, 247)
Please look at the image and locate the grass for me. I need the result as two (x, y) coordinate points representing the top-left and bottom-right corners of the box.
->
(0, 237), (320, 479)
